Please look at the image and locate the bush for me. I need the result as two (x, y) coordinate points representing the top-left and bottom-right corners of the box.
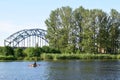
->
(0, 47), (4, 55)
(34, 47), (43, 57)
(23, 47), (42, 57)
(42, 46), (61, 53)
(23, 47), (35, 57)
(14, 48), (24, 58)
(3, 46), (14, 56)
(42, 46), (51, 53)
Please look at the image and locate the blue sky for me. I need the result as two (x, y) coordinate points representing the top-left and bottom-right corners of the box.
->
(0, 0), (120, 46)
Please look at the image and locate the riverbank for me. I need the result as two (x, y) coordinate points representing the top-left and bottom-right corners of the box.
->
(0, 53), (120, 61)
(41, 53), (120, 60)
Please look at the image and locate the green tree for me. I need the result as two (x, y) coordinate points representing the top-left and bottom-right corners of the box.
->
(108, 9), (120, 53)
(45, 6), (120, 54)
(14, 48), (24, 57)
(3, 46), (14, 56)
(42, 46), (51, 53)
(72, 7), (83, 52)
(34, 47), (42, 57)
(45, 6), (73, 52)
(23, 47), (35, 57)
(0, 47), (4, 55)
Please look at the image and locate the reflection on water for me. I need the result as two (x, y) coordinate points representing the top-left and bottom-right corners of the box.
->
(0, 60), (120, 80)
(46, 60), (120, 80)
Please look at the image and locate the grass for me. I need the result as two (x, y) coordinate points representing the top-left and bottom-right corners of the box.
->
(41, 53), (120, 60)
(23, 57), (41, 61)
(0, 55), (16, 61)
(0, 53), (120, 61)
(0, 55), (42, 61)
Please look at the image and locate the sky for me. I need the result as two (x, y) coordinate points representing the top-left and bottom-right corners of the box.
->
(0, 0), (120, 46)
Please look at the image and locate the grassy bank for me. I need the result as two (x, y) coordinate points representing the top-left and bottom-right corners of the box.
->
(0, 55), (16, 61)
(0, 55), (41, 61)
(41, 53), (120, 60)
(1, 53), (120, 61)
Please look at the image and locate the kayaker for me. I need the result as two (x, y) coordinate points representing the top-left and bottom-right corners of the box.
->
(33, 61), (37, 67)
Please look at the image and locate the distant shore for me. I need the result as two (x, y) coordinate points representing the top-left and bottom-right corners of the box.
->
(1, 53), (120, 61)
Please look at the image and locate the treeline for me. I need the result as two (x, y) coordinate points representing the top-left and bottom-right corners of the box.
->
(0, 46), (60, 60)
(45, 6), (120, 54)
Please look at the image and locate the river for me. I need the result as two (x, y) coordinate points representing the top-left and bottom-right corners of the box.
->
(0, 60), (120, 80)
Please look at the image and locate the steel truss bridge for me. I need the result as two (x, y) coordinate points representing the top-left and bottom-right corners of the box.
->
(4, 28), (48, 47)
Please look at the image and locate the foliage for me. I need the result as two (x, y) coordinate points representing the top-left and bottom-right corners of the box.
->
(0, 46), (61, 60)
(0, 47), (3, 52)
(14, 48), (24, 57)
(34, 47), (42, 57)
(45, 6), (120, 54)
(23, 47), (35, 57)
(42, 46), (61, 53)
(3, 46), (14, 56)
(0, 55), (16, 60)
(41, 53), (120, 60)
(22, 46), (61, 58)
(42, 46), (50, 53)
(45, 6), (75, 52)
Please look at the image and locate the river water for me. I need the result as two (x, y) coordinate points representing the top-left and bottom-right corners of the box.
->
(0, 60), (120, 80)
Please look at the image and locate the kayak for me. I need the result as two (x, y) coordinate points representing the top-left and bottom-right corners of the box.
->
(28, 64), (40, 67)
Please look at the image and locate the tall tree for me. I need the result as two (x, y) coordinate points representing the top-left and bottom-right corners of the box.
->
(45, 6), (73, 52)
(45, 6), (120, 54)
(109, 9), (120, 53)
(73, 6), (84, 52)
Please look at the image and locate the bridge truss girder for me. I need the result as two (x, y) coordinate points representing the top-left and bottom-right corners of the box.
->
(4, 28), (48, 47)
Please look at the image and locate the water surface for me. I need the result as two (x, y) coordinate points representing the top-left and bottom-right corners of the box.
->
(0, 60), (120, 80)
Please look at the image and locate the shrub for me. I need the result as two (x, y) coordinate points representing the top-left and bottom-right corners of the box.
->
(34, 47), (43, 57)
(3, 46), (14, 56)
(14, 48), (24, 58)
(42, 46), (61, 53)
(0, 47), (4, 55)
(42, 46), (51, 53)
(23, 47), (35, 57)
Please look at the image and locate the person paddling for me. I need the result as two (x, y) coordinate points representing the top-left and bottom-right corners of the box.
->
(33, 61), (37, 67)
(31, 61), (40, 67)
(29, 61), (40, 67)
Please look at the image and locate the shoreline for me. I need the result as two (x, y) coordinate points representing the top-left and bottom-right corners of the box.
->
(1, 53), (120, 61)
